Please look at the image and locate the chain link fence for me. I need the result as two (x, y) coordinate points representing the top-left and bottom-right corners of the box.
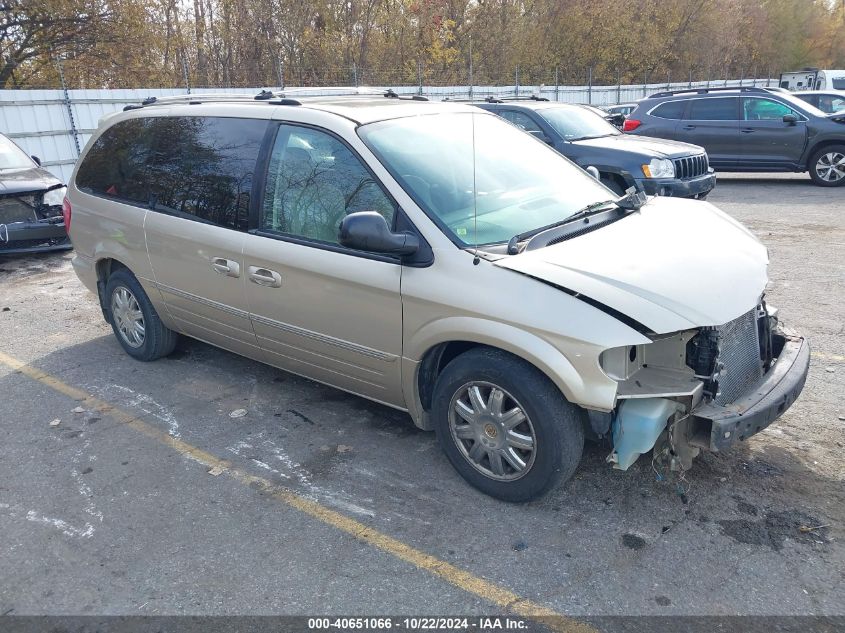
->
(3, 66), (777, 183)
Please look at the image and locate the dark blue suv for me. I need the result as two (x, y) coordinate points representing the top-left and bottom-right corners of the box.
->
(474, 97), (716, 199)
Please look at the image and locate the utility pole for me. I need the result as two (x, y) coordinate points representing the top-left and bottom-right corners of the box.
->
(56, 58), (80, 158)
(181, 51), (191, 93)
(554, 66), (559, 102)
(468, 35), (473, 100)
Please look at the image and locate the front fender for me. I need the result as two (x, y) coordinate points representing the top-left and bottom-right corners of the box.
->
(405, 316), (620, 413)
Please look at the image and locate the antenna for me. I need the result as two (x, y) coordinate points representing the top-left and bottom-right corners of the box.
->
(471, 114), (480, 265)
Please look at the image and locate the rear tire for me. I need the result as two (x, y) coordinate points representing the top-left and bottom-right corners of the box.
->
(808, 144), (845, 187)
(431, 347), (584, 502)
(104, 269), (178, 361)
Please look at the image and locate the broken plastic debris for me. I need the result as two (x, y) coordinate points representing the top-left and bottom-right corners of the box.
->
(798, 524), (829, 533)
(72, 406), (85, 414)
(208, 466), (225, 476)
(229, 408), (247, 419)
(49, 418), (61, 427)
(825, 366), (836, 373)
(337, 444), (353, 453)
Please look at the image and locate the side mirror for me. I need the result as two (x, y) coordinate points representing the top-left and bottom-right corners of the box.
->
(585, 166), (601, 180)
(339, 211), (419, 256)
(783, 114), (798, 125)
(31, 155), (41, 166)
(528, 130), (554, 145)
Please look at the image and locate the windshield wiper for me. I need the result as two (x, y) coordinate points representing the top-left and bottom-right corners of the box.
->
(505, 188), (648, 255)
(506, 199), (617, 254)
(569, 133), (616, 141)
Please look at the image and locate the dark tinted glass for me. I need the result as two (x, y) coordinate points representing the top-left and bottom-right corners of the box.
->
(687, 98), (738, 120)
(76, 116), (266, 231)
(75, 118), (155, 205)
(651, 101), (686, 119)
(261, 125), (395, 244)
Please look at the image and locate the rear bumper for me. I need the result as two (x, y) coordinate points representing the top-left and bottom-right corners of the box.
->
(692, 333), (810, 452)
(638, 170), (716, 199)
(0, 221), (71, 255)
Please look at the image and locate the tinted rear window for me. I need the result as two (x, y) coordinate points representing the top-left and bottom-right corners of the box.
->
(651, 101), (685, 119)
(76, 116), (266, 230)
(687, 98), (738, 120)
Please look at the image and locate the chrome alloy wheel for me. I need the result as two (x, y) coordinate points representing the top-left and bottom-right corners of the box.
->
(448, 381), (537, 481)
(815, 151), (845, 183)
(111, 286), (145, 348)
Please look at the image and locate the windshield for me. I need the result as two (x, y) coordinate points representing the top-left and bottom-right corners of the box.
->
(358, 112), (614, 246)
(538, 106), (620, 140)
(0, 135), (36, 170)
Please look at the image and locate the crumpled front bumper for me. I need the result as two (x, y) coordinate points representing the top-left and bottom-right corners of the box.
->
(0, 221), (71, 254)
(692, 333), (810, 452)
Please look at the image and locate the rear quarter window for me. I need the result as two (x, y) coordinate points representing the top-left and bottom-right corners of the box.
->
(687, 97), (739, 121)
(75, 116), (267, 231)
(650, 101), (686, 119)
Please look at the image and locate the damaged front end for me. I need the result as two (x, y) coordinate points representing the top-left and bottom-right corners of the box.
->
(0, 187), (70, 254)
(599, 301), (809, 472)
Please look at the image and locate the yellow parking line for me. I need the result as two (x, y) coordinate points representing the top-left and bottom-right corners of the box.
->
(811, 351), (844, 363)
(0, 350), (594, 632)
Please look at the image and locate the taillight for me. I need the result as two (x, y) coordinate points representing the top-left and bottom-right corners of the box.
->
(62, 196), (72, 233)
(622, 118), (641, 132)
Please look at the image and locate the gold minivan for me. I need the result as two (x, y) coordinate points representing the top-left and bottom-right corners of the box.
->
(66, 93), (809, 501)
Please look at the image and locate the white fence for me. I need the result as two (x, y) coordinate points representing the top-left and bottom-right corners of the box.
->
(1, 79), (774, 184)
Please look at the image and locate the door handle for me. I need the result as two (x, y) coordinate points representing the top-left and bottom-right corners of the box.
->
(682, 125), (696, 130)
(211, 257), (240, 278)
(248, 266), (282, 288)
(741, 128), (755, 134)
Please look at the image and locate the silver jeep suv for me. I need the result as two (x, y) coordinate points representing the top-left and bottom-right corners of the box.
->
(66, 92), (809, 501)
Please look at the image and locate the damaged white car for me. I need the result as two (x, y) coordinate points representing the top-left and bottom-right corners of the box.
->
(67, 96), (809, 502)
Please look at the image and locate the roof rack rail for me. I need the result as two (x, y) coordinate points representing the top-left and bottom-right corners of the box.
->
(383, 88), (428, 101)
(649, 86), (770, 98)
(482, 95), (549, 103)
(122, 92), (266, 111)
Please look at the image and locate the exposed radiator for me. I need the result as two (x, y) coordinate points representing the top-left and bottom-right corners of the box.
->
(713, 309), (764, 405)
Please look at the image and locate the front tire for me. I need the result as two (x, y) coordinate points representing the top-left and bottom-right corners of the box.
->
(432, 347), (584, 502)
(104, 269), (178, 361)
(808, 145), (845, 187)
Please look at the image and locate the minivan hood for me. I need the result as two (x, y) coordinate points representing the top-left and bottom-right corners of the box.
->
(495, 197), (768, 334)
(570, 134), (704, 158)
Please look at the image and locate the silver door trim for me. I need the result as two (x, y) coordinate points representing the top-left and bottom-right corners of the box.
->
(153, 281), (251, 320)
(250, 313), (398, 362)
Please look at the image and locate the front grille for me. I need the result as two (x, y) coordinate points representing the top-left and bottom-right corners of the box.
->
(0, 196), (38, 224)
(672, 154), (708, 180)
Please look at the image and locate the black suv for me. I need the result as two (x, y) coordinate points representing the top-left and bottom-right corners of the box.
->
(625, 86), (845, 186)
(474, 97), (715, 199)
(0, 133), (70, 254)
